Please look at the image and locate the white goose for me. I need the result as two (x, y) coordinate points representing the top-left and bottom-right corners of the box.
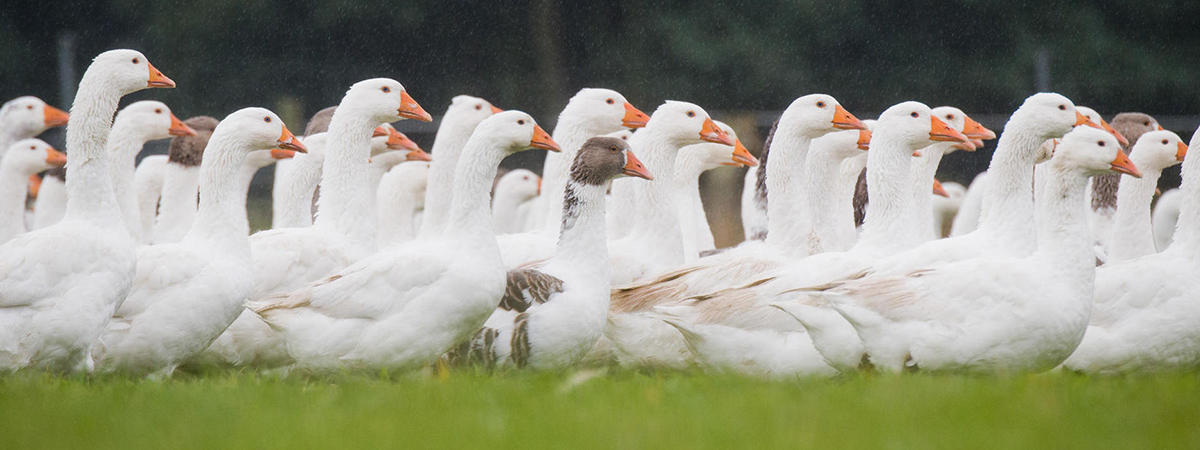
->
(0, 49), (175, 372)
(271, 131), (325, 228)
(447, 136), (651, 369)
(93, 108), (306, 376)
(809, 127), (1138, 373)
(0, 96), (69, 160)
(249, 110), (560, 371)
(492, 169), (541, 235)
(0, 139), (66, 243)
(419, 95), (501, 237)
(1105, 130), (1186, 262)
(1063, 125), (1200, 374)
(216, 79), (430, 367)
(107, 101), (196, 242)
(800, 127), (870, 254)
(133, 155), (167, 236)
(152, 116), (218, 244)
(677, 121), (758, 259)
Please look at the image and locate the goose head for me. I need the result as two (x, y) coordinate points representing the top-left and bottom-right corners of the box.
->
(572, 136), (653, 183)
(1011, 93), (1094, 142)
(3, 139), (66, 174)
(113, 101), (196, 145)
(1053, 127), (1140, 178)
(445, 95), (502, 128)
(1110, 112), (1162, 147)
(495, 169), (542, 200)
(1, 96), (69, 137)
(560, 88), (649, 131)
(930, 106), (975, 153)
(1129, 130), (1187, 171)
(1076, 106), (1129, 147)
(645, 101), (733, 147)
(87, 49), (175, 94)
(340, 78), (431, 124)
(779, 94), (868, 140)
(473, 110), (560, 155)
(214, 107), (306, 157)
(371, 123), (429, 161)
(689, 121), (757, 168)
(876, 101), (970, 155)
(167, 116), (219, 167)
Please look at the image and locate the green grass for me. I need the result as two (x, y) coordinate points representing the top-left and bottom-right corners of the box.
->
(2, 370), (1198, 449)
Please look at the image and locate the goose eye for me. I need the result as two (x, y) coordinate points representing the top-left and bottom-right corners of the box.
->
(475, 105), (482, 110)
(610, 146), (619, 152)
(946, 114), (954, 120)
(155, 109), (162, 114)
(381, 86), (390, 93)
(264, 116), (272, 123)
(1144, 121), (1150, 126)
(30, 145), (36, 150)
(910, 112), (919, 118)
(606, 99), (615, 105)
(131, 58), (139, 64)
(1163, 139), (1169, 145)
(1098, 141), (1106, 147)
(686, 111), (695, 118)
(517, 119), (525, 125)
(1058, 105), (1066, 110)
(26, 105), (33, 110)
(816, 101), (825, 108)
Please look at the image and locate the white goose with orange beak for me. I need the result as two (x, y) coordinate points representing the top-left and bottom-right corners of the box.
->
(0, 95), (69, 162)
(106, 100), (197, 243)
(0, 139), (66, 244)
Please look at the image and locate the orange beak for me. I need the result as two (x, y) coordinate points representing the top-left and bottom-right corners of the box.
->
(929, 115), (970, 144)
(490, 104), (504, 114)
(971, 139), (985, 149)
(724, 139), (758, 167)
(832, 105), (868, 131)
(42, 105), (69, 128)
(276, 125), (307, 153)
(398, 91), (433, 122)
(621, 150), (654, 180)
(372, 126), (390, 138)
(529, 124), (560, 152)
(912, 149), (924, 157)
(1157, 124), (1165, 131)
(622, 102), (649, 129)
(699, 117), (735, 146)
(27, 174), (42, 198)
(857, 129), (872, 151)
(1074, 111), (1102, 130)
(1099, 119), (1130, 147)
(45, 146), (67, 167)
(1177, 141), (1189, 162)
(1110, 149), (1142, 178)
(952, 140), (977, 152)
(961, 116), (996, 140)
(168, 113), (197, 137)
(270, 149), (297, 160)
(146, 62), (176, 88)
(405, 148), (433, 162)
(387, 129), (422, 153)
(932, 179), (949, 197)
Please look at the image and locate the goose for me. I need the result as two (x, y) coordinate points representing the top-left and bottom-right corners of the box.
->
(0, 96), (69, 160)
(107, 101), (197, 242)
(0, 49), (174, 372)
(604, 101), (733, 285)
(608, 95), (866, 315)
(270, 106), (336, 228)
(677, 121), (758, 259)
(805, 127), (1138, 373)
(800, 127), (870, 254)
(495, 89), (647, 265)
(639, 102), (970, 372)
(92, 108), (306, 376)
(445, 136), (651, 370)
(419, 95), (501, 237)
(0, 139), (66, 243)
(1075, 107), (1135, 264)
(248, 110), (560, 371)
(367, 124), (428, 192)
(31, 167), (66, 229)
(133, 155), (167, 236)
(1153, 188), (1182, 251)
(492, 169), (541, 234)
(908, 107), (989, 243)
(1104, 130), (1186, 262)
(152, 116), (218, 244)
(212, 79), (431, 368)
(1063, 126), (1200, 374)
(514, 128), (635, 234)
(376, 160), (430, 247)
(930, 181), (965, 238)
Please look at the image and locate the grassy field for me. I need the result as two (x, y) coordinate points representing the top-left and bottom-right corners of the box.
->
(2, 369), (1198, 449)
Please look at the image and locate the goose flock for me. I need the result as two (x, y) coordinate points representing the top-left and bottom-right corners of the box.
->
(0, 48), (1196, 378)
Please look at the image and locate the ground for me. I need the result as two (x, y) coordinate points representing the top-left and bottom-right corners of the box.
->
(2, 370), (1198, 449)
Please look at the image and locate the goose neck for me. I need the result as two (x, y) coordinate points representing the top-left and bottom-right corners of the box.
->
(541, 119), (607, 231)
(421, 115), (477, 237)
(909, 143), (952, 242)
(1108, 167), (1162, 261)
(1170, 146), (1200, 255)
(764, 129), (815, 254)
(554, 181), (611, 270)
(185, 136), (252, 245)
(626, 130), (686, 262)
(314, 111), (376, 244)
(0, 162), (29, 237)
(803, 146), (854, 254)
(856, 132), (916, 252)
(444, 138), (504, 241)
(274, 154), (322, 228)
(154, 162), (200, 241)
(978, 121), (1046, 246)
(63, 75), (124, 224)
(1034, 162), (1094, 270)
(377, 174), (422, 246)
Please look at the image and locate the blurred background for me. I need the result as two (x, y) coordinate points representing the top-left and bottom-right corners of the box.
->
(3, 0), (1198, 245)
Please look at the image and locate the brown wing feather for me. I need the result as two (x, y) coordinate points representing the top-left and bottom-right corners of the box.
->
(500, 268), (564, 313)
